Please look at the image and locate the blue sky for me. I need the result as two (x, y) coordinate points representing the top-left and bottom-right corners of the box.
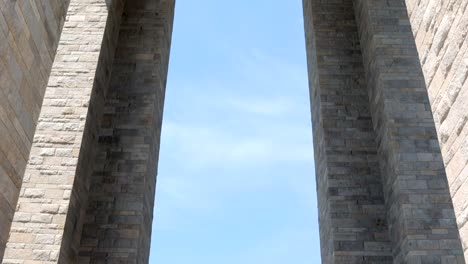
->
(149, 0), (320, 263)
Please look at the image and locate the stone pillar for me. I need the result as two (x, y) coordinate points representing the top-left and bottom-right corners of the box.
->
(0, 0), (69, 259)
(353, 0), (465, 262)
(77, 0), (174, 263)
(302, 0), (392, 262)
(3, 0), (125, 262)
(405, 0), (468, 259)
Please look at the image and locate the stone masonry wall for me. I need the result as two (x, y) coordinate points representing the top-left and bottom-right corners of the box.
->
(3, 0), (124, 262)
(0, 0), (69, 258)
(303, 0), (393, 262)
(57, 0), (125, 262)
(405, 0), (468, 258)
(3, 0), (467, 263)
(353, 0), (464, 262)
(304, 0), (466, 262)
(78, 1), (174, 262)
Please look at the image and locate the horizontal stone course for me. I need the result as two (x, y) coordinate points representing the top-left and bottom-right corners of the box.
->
(3, 0), (122, 263)
(0, 0), (70, 259)
(406, 0), (468, 259)
(302, 0), (392, 262)
(77, 1), (174, 263)
(1, 0), (467, 263)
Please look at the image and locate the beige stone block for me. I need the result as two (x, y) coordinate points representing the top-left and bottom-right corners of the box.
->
(31, 214), (52, 224)
(35, 234), (55, 245)
(18, 203), (41, 214)
(23, 189), (44, 199)
(8, 233), (34, 244)
(32, 250), (50, 261)
(43, 189), (64, 200)
(40, 205), (59, 214)
(447, 151), (466, 182)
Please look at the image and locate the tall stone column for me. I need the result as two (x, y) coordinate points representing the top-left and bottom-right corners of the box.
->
(353, 0), (465, 262)
(405, 0), (468, 259)
(303, 0), (392, 263)
(3, 0), (125, 262)
(0, 0), (70, 259)
(77, 1), (174, 263)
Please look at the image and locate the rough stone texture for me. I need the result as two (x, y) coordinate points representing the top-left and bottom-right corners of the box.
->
(77, 0), (174, 263)
(304, 0), (466, 262)
(3, 0), (124, 262)
(302, 0), (392, 263)
(2, 0), (174, 263)
(353, 0), (464, 261)
(405, 0), (468, 259)
(1, 0), (468, 263)
(0, 0), (69, 258)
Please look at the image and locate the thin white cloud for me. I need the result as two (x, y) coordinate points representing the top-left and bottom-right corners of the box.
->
(161, 121), (313, 167)
(154, 47), (316, 235)
(150, 2), (319, 262)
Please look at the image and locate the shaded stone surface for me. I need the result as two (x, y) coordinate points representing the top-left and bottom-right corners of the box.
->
(0, 0), (468, 263)
(303, 0), (466, 262)
(405, 0), (468, 259)
(353, 0), (464, 261)
(4, 0), (125, 262)
(302, 0), (392, 262)
(0, 0), (69, 258)
(78, 0), (174, 262)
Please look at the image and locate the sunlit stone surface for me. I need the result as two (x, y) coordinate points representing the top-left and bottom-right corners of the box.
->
(0, 0), (467, 263)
